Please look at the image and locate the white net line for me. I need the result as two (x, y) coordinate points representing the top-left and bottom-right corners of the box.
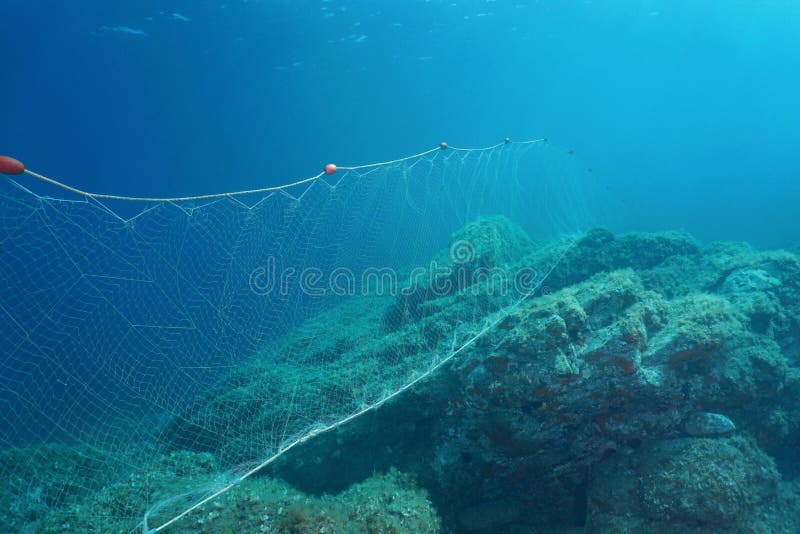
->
(17, 140), (539, 205)
(0, 139), (591, 532)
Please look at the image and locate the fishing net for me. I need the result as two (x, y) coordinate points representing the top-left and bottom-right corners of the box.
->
(0, 140), (592, 531)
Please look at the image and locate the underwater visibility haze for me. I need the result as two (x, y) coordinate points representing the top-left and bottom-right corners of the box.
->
(1, 1), (799, 532)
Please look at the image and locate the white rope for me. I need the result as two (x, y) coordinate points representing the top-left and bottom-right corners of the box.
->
(18, 139), (545, 204)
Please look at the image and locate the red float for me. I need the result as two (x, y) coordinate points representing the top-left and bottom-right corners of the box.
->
(0, 155), (24, 175)
(324, 163), (337, 175)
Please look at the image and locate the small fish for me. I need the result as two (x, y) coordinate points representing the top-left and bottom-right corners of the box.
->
(172, 12), (192, 22)
(99, 25), (149, 37)
(684, 412), (736, 437)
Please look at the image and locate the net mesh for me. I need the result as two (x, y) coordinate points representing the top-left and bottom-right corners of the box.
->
(0, 140), (592, 532)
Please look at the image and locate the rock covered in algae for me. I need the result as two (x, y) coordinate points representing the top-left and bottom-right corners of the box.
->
(163, 467), (441, 534)
(256, 223), (800, 532)
(0, 445), (110, 532)
(19, 217), (798, 533)
(586, 436), (788, 532)
(25, 448), (439, 533)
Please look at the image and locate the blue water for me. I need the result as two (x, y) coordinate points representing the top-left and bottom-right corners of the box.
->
(3, 3), (800, 531)
(3, 0), (798, 246)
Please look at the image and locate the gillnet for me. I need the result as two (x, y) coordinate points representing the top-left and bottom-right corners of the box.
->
(0, 140), (593, 532)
